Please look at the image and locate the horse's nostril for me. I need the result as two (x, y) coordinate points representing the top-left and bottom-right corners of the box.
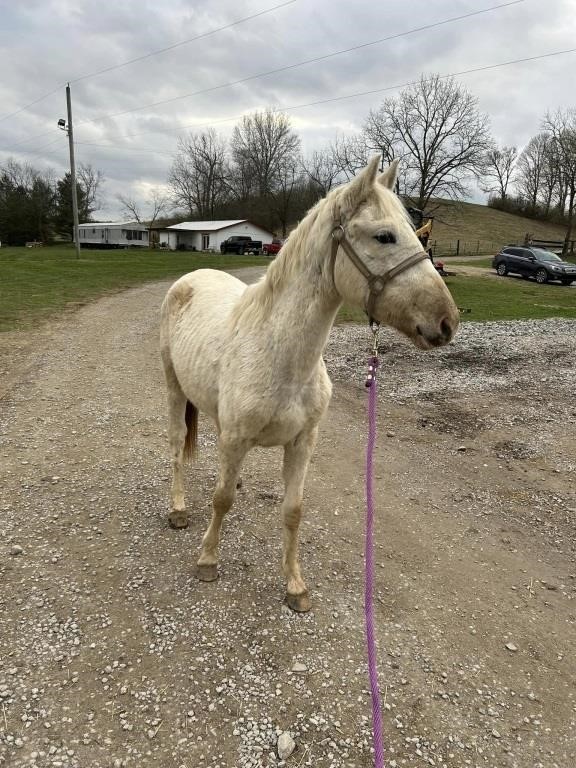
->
(440, 317), (452, 340)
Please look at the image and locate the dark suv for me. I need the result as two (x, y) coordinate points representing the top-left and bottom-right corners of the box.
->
(492, 246), (576, 285)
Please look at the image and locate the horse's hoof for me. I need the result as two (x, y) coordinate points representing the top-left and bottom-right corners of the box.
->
(286, 591), (311, 613)
(197, 563), (218, 582)
(168, 510), (189, 529)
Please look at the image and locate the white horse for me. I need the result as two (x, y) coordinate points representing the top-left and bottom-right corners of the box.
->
(160, 156), (459, 612)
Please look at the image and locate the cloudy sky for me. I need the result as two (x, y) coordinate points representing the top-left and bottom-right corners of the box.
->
(1, 0), (576, 217)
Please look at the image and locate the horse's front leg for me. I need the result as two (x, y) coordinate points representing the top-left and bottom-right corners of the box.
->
(282, 426), (318, 613)
(197, 436), (247, 582)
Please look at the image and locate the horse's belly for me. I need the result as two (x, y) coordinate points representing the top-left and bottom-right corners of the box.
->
(166, 270), (246, 421)
(172, 344), (220, 419)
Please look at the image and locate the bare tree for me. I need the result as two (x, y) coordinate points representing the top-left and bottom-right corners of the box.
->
(515, 133), (550, 210)
(537, 138), (561, 216)
(269, 157), (305, 237)
(230, 109), (300, 197)
(168, 129), (230, 218)
(1, 158), (39, 188)
(362, 113), (400, 169)
(543, 109), (576, 255)
(77, 163), (104, 220)
(329, 134), (370, 182)
(363, 74), (492, 209)
(480, 145), (518, 199)
(301, 149), (343, 196)
(117, 188), (171, 229)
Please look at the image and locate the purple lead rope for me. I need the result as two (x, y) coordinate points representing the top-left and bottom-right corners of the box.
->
(365, 353), (385, 768)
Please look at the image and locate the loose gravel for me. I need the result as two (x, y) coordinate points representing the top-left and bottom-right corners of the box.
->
(1, 275), (575, 767)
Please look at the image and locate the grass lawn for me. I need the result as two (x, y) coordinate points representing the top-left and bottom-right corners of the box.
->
(449, 258), (493, 268)
(0, 245), (267, 331)
(426, 198), (572, 256)
(444, 274), (576, 321)
(1, 245), (575, 332)
(339, 272), (576, 324)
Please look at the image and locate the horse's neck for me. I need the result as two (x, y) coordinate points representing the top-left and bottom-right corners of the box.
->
(261, 243), (341, 379)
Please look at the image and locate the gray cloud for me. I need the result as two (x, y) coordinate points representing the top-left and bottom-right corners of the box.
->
(1, 0), (576, 216)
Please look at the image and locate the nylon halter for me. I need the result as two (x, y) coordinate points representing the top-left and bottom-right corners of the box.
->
(330, 223), (429, 326)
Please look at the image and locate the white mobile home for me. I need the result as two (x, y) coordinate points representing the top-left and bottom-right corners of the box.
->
(79, 222), (149, 249)
(156, 220), (274, 252)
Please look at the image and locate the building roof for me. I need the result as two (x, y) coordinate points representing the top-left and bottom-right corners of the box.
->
(79, 221), (147, 228)
(165, 220), (249, 232)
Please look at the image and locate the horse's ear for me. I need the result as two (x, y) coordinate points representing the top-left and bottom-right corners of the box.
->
(378, 158), (399, 190)
(339, 155), (381, 215)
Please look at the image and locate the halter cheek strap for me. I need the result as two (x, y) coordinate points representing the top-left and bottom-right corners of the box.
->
(330, 224), (429, 326)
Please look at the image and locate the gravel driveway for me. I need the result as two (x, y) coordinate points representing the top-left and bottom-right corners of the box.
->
(1, 268), (575, 768)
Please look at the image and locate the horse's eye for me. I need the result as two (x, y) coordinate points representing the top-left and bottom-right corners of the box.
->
(375, 232), (396, 245)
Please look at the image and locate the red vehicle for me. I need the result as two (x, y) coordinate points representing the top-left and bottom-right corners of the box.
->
(262, 238), (284, 256)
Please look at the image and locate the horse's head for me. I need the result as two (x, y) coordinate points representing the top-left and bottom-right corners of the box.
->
(331, 156), (459, 349)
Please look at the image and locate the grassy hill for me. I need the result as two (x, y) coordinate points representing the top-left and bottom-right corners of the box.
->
(417, 199), (571, 257)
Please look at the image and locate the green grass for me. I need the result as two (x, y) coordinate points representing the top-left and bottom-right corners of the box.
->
(2, 244), (575, 333)
(449, 258), (493, 268)
(338, 272), (576, 324)
(0, 245), (267, 331)
(444, 274), (576, 321)
(427, 198), (572, 256)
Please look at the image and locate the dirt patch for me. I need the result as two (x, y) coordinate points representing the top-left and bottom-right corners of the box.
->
(1, 272), (575, 768)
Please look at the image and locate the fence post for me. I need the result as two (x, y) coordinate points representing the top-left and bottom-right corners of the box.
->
(456, 240), (460, 256)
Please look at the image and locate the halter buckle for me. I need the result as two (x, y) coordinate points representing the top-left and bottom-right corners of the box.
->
(331, 224), (345, 241)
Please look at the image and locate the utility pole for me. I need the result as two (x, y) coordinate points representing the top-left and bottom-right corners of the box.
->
(58, 83), (80, 259)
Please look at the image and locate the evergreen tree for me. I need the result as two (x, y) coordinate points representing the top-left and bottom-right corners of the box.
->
(54, 173), (87, 240)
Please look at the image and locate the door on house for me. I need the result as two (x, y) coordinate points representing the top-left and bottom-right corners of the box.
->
(202, 234), (210, 251)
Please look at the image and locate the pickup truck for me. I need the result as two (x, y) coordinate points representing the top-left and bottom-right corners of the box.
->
(219, 236), (262, 255)
(262, 239), (284, 257)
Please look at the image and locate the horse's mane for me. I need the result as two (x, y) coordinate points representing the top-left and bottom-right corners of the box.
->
(231, 179), (407, 327)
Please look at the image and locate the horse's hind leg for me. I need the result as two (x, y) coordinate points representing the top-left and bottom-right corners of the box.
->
(162, 352), (190, 529)
(281, 426), (318, 613)
(197, 436), (247, 582)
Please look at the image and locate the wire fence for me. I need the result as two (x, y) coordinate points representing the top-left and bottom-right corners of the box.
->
(429, 239), (500, 258)
(430, 238), (576, 258)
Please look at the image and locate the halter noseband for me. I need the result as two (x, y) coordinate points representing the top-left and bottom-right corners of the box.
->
(330, 224), (429, 326)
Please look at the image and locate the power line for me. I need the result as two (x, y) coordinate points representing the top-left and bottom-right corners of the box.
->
(0, 87), (63, 125)
(75, 141), (174, 157)
(0, 135), (64, 159)
(7, 42), (576, 164)
(2, 0), (516, 153)
(70, 0), (296, 84)
(72, 0), (526, 130)
(2, 128), (62, 151)
(69, 44), (576, 153)
(0, 0), (297, 124)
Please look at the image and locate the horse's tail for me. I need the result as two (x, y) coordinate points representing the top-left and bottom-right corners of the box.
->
(183, 400), (198, 461)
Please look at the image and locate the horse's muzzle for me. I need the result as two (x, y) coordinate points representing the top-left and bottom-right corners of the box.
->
(415, 315), (458, 348)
